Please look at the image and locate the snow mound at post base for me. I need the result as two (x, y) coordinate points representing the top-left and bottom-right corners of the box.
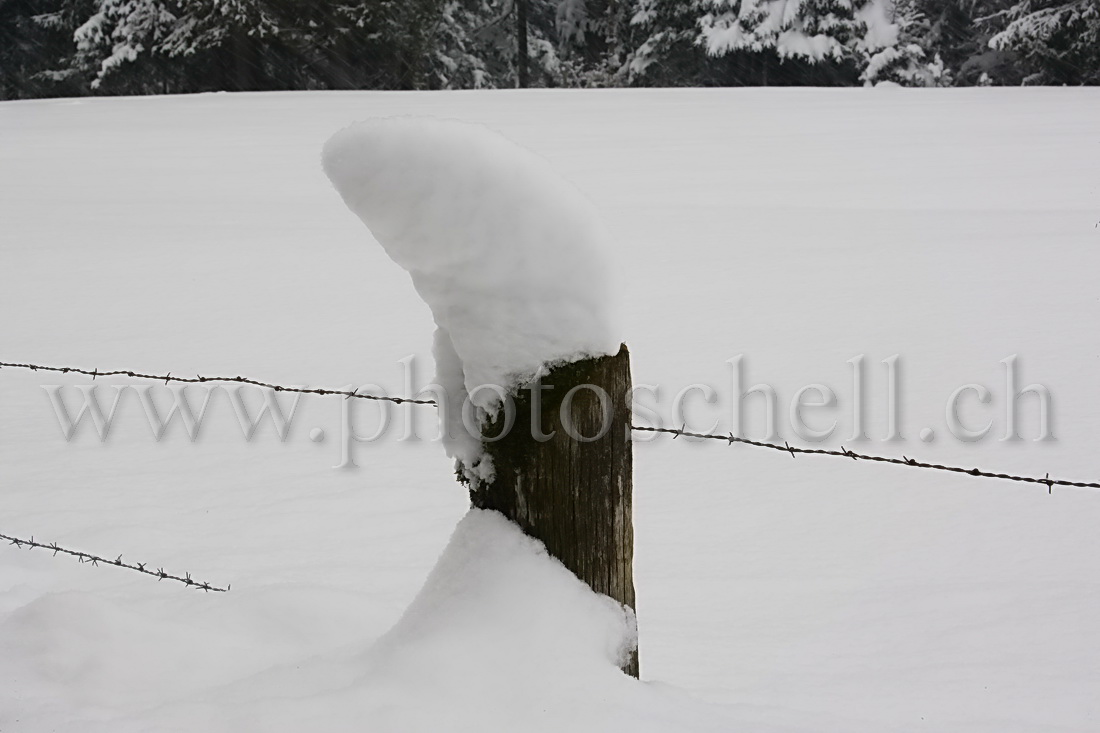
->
(313, 509), (736, 733)
(342, 509), (739, 732)
(322, 118), (620, 482)
(365, 508), (637, 692)
(126, 509), (738, 732)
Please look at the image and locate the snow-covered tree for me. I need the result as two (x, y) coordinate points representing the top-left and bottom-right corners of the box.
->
(158, 0), (278, 90)
(68, 0), (516, 92)
(1, 0), (95, 98)
(987, 0), (1099, 84)
(860, 0), (949, 85)
(622, 0), (706, 84)
(698, 0), (897, 84)
(625, 0), (934, 85)
(551, 0), (631, 85)
(421, 0), (566, 89)
(699, 0), (856, 63)
(4, 0), (1095, 94)
(73, 0), (177, 91)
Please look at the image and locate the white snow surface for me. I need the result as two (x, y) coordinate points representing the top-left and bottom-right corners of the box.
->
(2, 88), (1100, 732)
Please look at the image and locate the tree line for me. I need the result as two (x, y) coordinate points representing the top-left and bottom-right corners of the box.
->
(2, 0), (1097, 99)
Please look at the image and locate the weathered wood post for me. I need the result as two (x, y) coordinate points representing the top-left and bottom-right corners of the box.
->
(469, 343), (638, 677)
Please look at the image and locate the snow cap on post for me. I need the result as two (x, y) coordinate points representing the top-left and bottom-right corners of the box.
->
(322, 118), (618, 397)
(322, 118), (620, 481)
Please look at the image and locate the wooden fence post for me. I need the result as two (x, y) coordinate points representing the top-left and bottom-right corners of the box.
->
(468, 343), (638, 678)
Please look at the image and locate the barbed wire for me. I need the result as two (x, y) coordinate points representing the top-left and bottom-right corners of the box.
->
(3, 359), (1099, 494)
(0, 361), (437, 405)
(633, 425), (1100, 492)
(2, 357), (1098, 591)
(0, 531), (228, 591)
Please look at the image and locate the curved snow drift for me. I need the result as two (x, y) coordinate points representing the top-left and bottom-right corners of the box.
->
(322, 118), (620, 481)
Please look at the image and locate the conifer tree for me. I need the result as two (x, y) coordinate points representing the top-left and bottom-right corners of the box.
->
(987, 0), (1099, 84)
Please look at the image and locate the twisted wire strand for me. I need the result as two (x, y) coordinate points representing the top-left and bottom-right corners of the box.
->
(0, 531), (227, 591)
(0, 360), (437, 405)
(4, 359), (1098, 492)
(632, 425), (1099, 491)
(3, 357), (1098, 592)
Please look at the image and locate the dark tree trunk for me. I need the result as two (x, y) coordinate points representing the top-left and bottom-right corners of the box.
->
(470, 344), (638, 677)
(516, 0), (529, 88)
(229, 30), (260, 91)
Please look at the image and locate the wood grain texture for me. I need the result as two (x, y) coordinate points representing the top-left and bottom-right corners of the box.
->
(469, 344), (638, 677)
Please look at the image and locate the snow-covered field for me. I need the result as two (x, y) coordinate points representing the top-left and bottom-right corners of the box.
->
(1, 88), (1099, 732)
